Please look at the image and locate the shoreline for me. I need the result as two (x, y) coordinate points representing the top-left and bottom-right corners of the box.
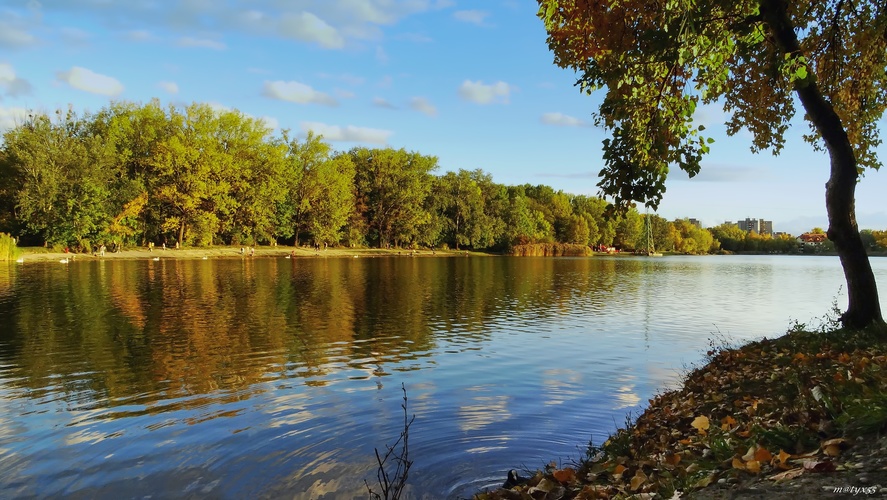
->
(14, 245), (491, 263)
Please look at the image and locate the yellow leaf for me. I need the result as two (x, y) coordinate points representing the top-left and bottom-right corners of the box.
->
(691, 416), (710, 434)
(732, 457), (745, 470)
(613, 464), (627, 476)
(741, 446), (756, 462)
(746, 460), (761, 473)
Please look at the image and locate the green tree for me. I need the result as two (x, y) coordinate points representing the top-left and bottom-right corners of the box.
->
(3, 109), (118, 248)
(149, 103), (235, 246)
(350, 147), (436, 248)
(538, 0), (886, 327)
(710, 223), (747, 252)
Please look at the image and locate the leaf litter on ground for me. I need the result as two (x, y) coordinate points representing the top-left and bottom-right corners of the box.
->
(475, 324), (887, 499)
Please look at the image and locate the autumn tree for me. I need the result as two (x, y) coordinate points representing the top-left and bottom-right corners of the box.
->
(538, 0), (887, 328)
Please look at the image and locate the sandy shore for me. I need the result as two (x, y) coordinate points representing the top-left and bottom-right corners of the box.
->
(17, 245), (483, 262)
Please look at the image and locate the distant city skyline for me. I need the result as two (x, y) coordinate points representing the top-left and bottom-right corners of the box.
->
(1, 1), (885, 235)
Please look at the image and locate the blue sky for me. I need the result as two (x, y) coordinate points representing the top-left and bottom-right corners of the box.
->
(1, 0), (885, 235)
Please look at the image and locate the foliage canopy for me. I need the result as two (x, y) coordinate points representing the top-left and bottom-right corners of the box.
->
(538, 0), (887, 210)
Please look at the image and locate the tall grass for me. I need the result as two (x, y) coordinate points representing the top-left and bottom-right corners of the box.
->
(0, 233), (21, 262)
(509, 243), (592, 256)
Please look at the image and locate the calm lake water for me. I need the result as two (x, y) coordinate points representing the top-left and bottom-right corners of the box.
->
(0, 255), (885, 498)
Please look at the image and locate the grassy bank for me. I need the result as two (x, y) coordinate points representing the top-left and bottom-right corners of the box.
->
(478, 317), (887, 499)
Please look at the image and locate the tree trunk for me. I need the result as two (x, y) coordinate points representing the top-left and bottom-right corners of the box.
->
(764, 0), (884, 329)
(178, 221), (185, 248)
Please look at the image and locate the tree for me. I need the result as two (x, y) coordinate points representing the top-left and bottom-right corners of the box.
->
(149, 103), (234, 246)
(538, 0), (887, 328)
(3, 109), (118, 248)
(350, 147), (436, 248)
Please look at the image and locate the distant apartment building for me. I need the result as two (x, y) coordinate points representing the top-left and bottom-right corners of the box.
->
(688, 218), (702, 228)
(735, 218), (773, 236)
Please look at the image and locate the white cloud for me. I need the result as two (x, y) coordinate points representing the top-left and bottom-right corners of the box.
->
(60, 27), (91, 45)
(178, 36), (226, 50)
(126, 29), (154, 42)
(373, 97), (397, 109)
(56, 66), (124, 97)
(376, 75), (393, 88)
(458, 80), (512, 105)
(0, 63), (33, 97)
(262, 80), (338, 106)
(28, 1), (453, 49)
(0, 106), (31, 132)
(409, 97), (437, 117)
(259, 116), (279, 130)
(540, 112), (587, 127)
(0, 21), (37, 48)
(278, 12), (345, 49)
(453, 10), (489, 26)
(376, 45), (389, 64)
(396, 33), (432, 43)
(335, 88), (356, 99)
(300, 121), (392, 144)
(158, 81), (179, 94)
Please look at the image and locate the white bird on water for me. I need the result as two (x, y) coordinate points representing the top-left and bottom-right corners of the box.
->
(15, 257), (24, 263)
(59, 258), (69, 264)
(152, 257), (160, 261)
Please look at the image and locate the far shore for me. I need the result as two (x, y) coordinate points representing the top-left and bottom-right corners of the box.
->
(15, 245), (491, 263)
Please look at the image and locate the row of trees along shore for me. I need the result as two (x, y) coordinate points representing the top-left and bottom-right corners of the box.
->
(0, 101), (730, 254)
(2, 101), (886, 257)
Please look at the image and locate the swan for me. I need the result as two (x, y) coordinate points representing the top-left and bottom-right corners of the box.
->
(152, 257), (160, 261)
(15, 257), (24, 263)
(202, 256), (208, 260)
(59, 258), (69, 264)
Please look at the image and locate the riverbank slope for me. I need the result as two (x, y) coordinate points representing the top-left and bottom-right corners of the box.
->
(478, 323), (887, 499)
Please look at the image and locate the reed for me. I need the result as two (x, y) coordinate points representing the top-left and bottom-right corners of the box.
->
(0, 233), (21, 261)
(509, 243), (592, 257)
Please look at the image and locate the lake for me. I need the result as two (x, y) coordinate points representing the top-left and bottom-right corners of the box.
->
(0, 255), (884, 498)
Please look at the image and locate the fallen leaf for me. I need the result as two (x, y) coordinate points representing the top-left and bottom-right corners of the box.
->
(746, 460), (761, 474)
(691, 416), (710, 435)
(803, 460), (836, 473)
(741, 446), (756, 462)
(552, 468), (577, 484)
(693, 474), (714, 488)
(630, 470), (647, 491)
(720, 415), (737, 430)
(754, 447), (773, 462)
(769, 468), (804, 481)
(824, 444), (842, 457)
(732, 457), (745, 470)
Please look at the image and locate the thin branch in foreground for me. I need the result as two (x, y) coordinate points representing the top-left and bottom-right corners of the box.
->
(366, 383), (416, 500)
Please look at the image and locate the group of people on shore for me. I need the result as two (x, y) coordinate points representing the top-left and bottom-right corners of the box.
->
(240, 246), (256, 257)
